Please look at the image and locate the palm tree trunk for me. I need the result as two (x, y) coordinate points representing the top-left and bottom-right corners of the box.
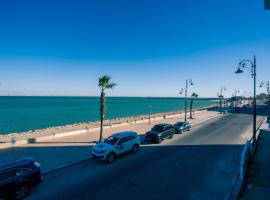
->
(99, 89), (105, 142)
(190, 99), (193, 119)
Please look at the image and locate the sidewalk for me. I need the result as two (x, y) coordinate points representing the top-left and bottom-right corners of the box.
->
(0, 110), (221, 173)
(240, 129), (270, 200)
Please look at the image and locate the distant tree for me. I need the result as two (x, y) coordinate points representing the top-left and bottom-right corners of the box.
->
(190, 92), (198, 119)
(98, 75), (116, 142)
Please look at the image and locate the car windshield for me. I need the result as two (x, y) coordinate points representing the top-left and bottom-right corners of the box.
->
(151, 125), (165, 132)
(104, 136), (119, 145)
(175, 122), (185, 126)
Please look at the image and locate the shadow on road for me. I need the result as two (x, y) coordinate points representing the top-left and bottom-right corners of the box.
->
(26, 143), (244, 200)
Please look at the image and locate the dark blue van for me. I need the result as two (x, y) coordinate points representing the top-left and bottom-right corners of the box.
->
(0, 157), (41, 199)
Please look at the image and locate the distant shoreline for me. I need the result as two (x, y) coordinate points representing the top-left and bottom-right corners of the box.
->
(0, 96), (220, 100)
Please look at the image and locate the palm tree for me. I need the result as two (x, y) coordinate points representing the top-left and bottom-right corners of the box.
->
(98, 75), (116, 142)
(189, 92), (198, 119)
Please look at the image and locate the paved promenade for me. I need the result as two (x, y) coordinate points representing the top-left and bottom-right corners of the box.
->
(0, 110), (221, 173)
(241, 129), (270, 199)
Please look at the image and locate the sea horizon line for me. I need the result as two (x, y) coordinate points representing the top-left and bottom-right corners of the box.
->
(0, 95), (220, 99)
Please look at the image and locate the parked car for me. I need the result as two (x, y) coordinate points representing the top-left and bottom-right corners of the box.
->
(92, 131), (140, 163)
(174, 121), (191, 134)
(242, 105), (248, 109)
(0, 157), (42, 200)
(145, 124), (175, 144)
(221, 108), (228, 114)
(234, 107), (242, 112)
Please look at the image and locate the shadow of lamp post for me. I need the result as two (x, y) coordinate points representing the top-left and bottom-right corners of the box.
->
(235, 56), (257, 143)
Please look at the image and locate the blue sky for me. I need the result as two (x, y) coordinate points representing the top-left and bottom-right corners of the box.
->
(0, 0), (270, 97)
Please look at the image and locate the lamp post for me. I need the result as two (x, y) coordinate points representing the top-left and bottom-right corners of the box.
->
(235, 56), (257, 143)
(217, 87), (226, 113)
(148, 104), (152, 124)
(180, 79), (194, 122)
(259, 80), (270, 124)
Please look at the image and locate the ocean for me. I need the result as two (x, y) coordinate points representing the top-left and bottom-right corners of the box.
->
(0, 96), (216, 135)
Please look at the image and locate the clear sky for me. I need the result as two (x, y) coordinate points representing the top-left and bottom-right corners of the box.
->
(0, 0), (270, 97)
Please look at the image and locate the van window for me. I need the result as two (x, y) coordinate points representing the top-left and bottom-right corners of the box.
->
(0, 169), (15, 181)
(15, 167), (32, 176)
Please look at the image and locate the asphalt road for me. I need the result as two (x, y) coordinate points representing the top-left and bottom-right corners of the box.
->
(27, 112), (265, 200)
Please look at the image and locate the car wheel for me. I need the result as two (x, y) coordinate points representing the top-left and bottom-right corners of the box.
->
(106, 153), (115, 164)
(157, 138), (162, 144)
(169, 133), (174, 139)
(13, 184), (30, 200)
(131, 144), (139, 154)
(180, 129), (184, 134)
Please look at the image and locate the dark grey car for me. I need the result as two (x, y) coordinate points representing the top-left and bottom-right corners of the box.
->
(174, 121), (191, 134)
(145, 124), (175, 143)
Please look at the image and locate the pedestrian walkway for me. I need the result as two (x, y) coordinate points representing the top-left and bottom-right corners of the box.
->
(0, 110), (221, 173)
(240, 129), (270, 200)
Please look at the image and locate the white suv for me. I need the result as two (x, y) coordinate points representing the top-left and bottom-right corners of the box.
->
(91, 131), (140, 163)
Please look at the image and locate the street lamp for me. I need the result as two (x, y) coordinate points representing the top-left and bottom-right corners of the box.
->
(259, 80), (270, 124)
(180, 79), (194, 122)
(235, 56), (257, 143)
(217, 87), (226, 113)
(179, 88), (185, 118)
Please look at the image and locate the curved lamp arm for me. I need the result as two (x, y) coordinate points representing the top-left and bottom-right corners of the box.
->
(237, 59), (256, 77)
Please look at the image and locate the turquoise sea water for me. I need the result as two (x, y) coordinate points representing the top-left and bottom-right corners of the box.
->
(0, 96), (216, 135)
